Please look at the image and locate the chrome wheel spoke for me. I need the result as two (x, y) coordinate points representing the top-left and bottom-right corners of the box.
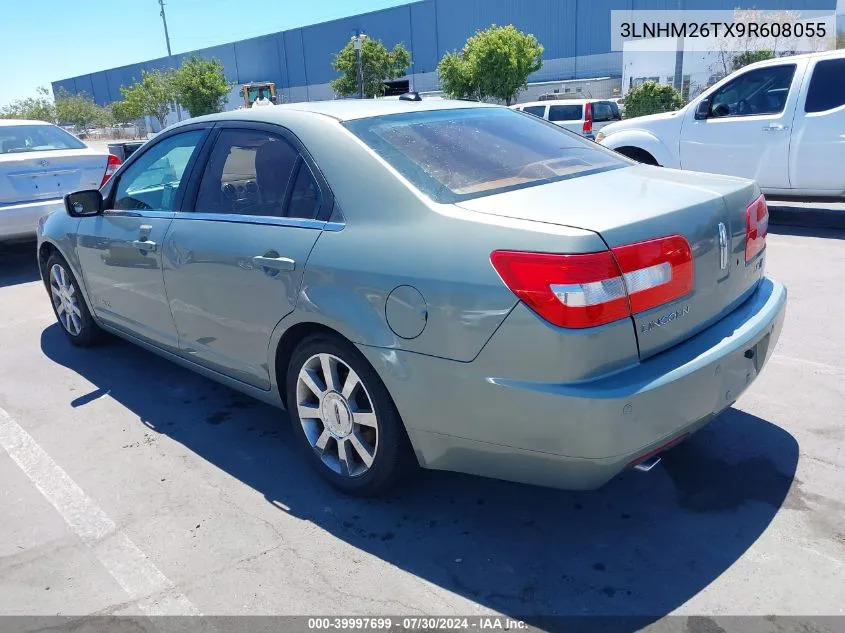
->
(300, 368), (325, 398)
(337, 438), (353, 476)
(314, 428), (332, 453)
(352, 410), (377, 428)
(320, 354), (339, 392)
(50, 284), (62, 304)
(348, 431), (374, 468)
(297, 403), (320, 421)
(69, 302), (82, 318)
(56, 301), (66, 316)
(51, 266), (62, 289)
(69, 313), (81, 335)
(341, 369), (361, 399)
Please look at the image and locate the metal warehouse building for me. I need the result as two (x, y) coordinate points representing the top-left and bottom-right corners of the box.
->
(53, 0), (836, 124)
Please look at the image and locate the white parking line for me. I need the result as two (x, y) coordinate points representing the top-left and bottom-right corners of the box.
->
(0, 406), (200, 616)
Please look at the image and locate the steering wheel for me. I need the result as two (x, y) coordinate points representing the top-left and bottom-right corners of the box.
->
(737, 99), (753, 115)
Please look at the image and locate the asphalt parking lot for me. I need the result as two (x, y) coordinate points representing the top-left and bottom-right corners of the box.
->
(1, 214), (844, 630)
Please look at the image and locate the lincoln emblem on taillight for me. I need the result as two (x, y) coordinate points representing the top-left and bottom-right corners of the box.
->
(718, 222), (728, 270)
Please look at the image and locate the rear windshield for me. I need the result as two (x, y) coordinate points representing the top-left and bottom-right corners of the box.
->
(548, 104), (583, 121)
(0, 124), (86, 154)
(344, 107), (626, 203)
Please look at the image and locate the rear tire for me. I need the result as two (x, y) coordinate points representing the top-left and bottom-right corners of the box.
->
(45, 253), (103, 347)
(286, 333), (414, 496)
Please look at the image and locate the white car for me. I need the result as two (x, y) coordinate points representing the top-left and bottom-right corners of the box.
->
(597, 49), (845, 199)
(0, 120), (120, 241)
(512, 99), (622, 139)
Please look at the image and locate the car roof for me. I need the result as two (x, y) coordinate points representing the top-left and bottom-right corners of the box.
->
(0, 119), (53, 127)
(743, 48), (845, 70)
(514, 99), (596, 108)
(184, 98), (500, 126)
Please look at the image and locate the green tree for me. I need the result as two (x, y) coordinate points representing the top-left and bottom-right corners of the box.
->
(54, 89), (106, 133)
(173, 55), (232, 117)
(120, 69), (176, 130)
(0, 87), (56, 121)
(731, 49), (775, 71)
(110, 99), (142, 125)
(623, 81), (685, 119)
(437, 24), (543, 105)
(330, 38), (411, 98)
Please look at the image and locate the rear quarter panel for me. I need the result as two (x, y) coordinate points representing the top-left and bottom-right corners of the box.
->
(281, 113), (610, 362)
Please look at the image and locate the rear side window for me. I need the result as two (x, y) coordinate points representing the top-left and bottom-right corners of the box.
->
(196, 128), (299, 217)
(344, 107), (626, 203)
(522, 105), (546, 118)
(805, 59), (845, 113)
(286, 163), (322, 219)
(592, 102), (616, 122)
(548, 104), (583, 121)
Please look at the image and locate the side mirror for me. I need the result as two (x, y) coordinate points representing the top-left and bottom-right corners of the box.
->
(694, 98), (711, 120)
(65, 190), (103, 217)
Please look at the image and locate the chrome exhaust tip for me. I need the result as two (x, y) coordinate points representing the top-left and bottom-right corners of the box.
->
(633, 456), (662, 472)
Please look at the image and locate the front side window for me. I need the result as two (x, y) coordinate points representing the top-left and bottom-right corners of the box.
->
(548, 104), (583, 122)
(114, 130), (205, 211)
(344, 107), (626, 203)
(522, 105), (546, 118)
(0, 124), (86, 154)
(195, 128), (299, 217)
(709, 64), (796, 118)
(804, 58), (845, 113)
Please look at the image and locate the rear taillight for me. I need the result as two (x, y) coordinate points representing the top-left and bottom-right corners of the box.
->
(582, 102), (592, 135)
(100, 153), (122, 188)
(745, 193), (768, 262)
(490, 235), (693, 329)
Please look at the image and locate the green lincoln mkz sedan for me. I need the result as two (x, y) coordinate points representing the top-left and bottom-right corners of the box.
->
(36, 97), (786, 496)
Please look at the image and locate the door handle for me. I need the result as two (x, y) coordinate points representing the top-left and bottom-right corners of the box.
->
(253, 255), (295, 271)
(131, 239), (157, 252)
(762, 124), (788, 132)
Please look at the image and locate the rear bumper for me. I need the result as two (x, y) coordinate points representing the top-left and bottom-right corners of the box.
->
(0, 199), (63, 240)
(359, 277), (787, 490)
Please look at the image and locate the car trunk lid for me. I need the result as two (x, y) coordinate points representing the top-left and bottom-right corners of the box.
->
(457, 165), (766, 360)
(0, 149), (107, 205)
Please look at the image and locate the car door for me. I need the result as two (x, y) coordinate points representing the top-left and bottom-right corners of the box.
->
(679, 61), (805, 188)
(161, 123), (329, 390)
(75, 127), (209, 351)
(788, 56), (845, 194)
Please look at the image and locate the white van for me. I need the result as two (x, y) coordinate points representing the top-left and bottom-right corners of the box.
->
(511, 99), (622, 139)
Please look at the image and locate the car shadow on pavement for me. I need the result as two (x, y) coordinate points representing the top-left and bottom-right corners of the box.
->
(0, 241), (40, 288)
(767, 223), (845, 241)
(41, 325), (800, 631)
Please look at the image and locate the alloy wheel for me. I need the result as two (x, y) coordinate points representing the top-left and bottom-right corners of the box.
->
(49, 263), (82, 336)
(295, 353), (379, 477)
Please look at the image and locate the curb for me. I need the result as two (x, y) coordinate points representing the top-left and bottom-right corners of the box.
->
(767, 205), (845, 231)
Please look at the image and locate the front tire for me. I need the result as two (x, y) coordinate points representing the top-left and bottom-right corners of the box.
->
(45, 253), (103, 347)
(286, 333), (413, 496)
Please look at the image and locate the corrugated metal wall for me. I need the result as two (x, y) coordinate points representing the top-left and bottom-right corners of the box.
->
(52, 0), (837, 106)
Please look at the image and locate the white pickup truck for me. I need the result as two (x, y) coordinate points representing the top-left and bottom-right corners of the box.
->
(597, 49), (845, 199)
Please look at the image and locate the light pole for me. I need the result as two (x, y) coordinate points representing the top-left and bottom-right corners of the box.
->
(157, 0), (182, 123)
(352, 32), (367, 98)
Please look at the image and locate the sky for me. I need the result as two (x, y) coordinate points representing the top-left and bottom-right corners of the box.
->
(1, 0), (843, 107)
(0, 0), (410, 106)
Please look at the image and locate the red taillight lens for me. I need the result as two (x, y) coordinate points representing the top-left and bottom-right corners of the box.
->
(100, 153), (122, 188)
(745, 193), (768, 262)
(583, 102), (592, 134)
(612, 235), (693, 314)
(490, 250), (629, 328)
(491, 235), (693, 329)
